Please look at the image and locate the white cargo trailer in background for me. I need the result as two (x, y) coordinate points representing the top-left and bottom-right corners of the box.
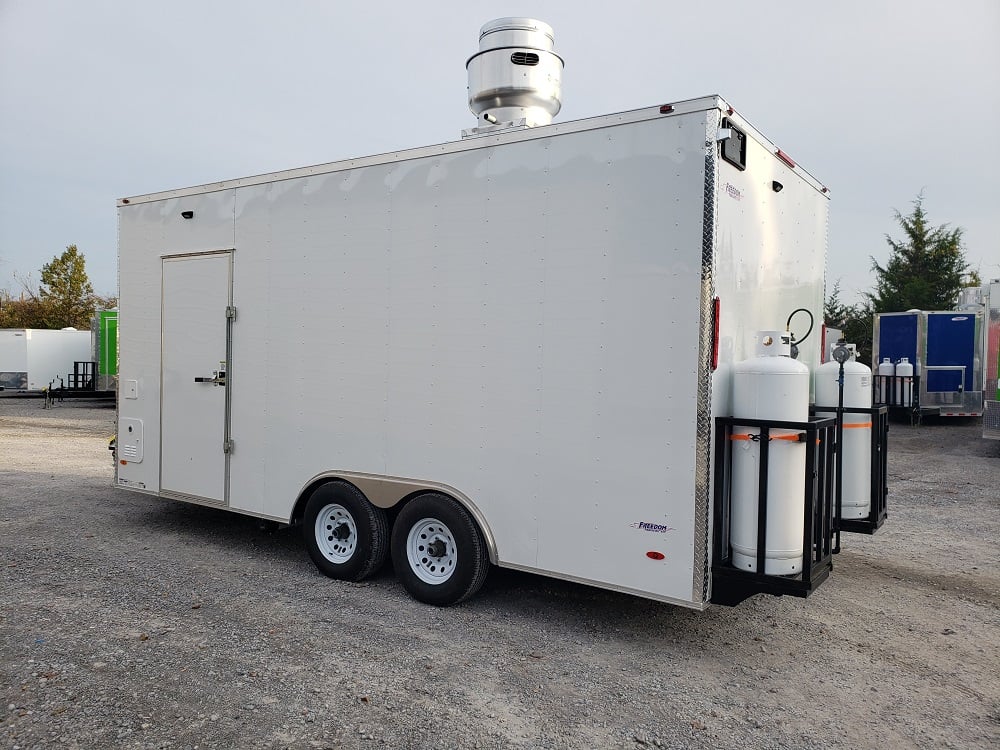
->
(958, 280), (1000, 439)
(116, 18), (880, 608)
(0, 328), (92, 391)
(983, 281), (1000, 440)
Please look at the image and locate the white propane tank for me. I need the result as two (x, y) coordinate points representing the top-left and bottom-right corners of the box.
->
(877, 358), (895, 404)
(815, 347), (874, 519)
(896, 357), (914, 406)
(730, 331), (811, 575)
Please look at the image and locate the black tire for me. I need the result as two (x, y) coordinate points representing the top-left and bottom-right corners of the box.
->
(303, 481), (388, 582)
(390, 493), (489, 606)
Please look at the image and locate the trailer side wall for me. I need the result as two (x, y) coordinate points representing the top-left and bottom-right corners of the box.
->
(118, 99), (830, 606)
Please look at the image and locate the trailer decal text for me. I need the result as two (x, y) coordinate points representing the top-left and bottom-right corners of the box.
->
(630, 521), (675, 534)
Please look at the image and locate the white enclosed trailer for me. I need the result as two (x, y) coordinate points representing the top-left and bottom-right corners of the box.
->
(983, 281), (1000, 440)
(116, 19), (847, 608)
(0, 328), (92, 391)
(959, 280), (1000, 439)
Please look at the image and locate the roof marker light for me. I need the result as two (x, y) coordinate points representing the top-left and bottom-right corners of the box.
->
(659, 104), (674, 114)
(775, 149), (796, 168)
(646, 551), (665, 560)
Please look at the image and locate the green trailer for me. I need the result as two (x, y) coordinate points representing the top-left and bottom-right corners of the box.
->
(93, 310), (118, 392)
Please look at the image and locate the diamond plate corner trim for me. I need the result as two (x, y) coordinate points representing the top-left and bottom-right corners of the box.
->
(693, 113), (720, 604)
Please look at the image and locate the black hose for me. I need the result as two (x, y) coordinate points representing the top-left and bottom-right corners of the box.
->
(786, 308), (814, 344)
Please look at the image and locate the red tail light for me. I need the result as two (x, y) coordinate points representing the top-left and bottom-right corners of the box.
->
(712, 297), (721, 371)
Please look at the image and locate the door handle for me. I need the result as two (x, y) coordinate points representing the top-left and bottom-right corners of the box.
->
(194, 371), (226, 386)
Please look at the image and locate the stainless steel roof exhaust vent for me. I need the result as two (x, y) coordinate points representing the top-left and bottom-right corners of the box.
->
(463, 17), (563, 138)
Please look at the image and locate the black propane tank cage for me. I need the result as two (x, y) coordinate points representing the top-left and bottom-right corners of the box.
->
(810, 402), (890, 542)
(875, 374), (920, 423)
(710, 415), (837, 606)
(64, 360), (97, 391)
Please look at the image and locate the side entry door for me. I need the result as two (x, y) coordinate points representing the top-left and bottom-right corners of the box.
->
(160, 251), (233, 504)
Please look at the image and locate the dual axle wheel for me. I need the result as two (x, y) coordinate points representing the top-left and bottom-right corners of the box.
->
(302, 482), (488, 606)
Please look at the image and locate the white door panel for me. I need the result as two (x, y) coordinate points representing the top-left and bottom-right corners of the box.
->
(161, 252), (232, 502)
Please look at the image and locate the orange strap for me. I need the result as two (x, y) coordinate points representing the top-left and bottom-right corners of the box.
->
(842, 421), (872, 429)
(731, 433), (822, 445)
(731, 433), (808, 442)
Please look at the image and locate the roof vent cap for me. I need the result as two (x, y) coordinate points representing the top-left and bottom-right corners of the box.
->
(463, 17), (563, 138)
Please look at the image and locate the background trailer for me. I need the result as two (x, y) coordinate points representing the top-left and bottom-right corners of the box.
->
(960, 280), (1000, 439)
(873, 310), (985, 417)
(0, 328), (92, 391)
(116, 18), (860, 608)
(984, 281), (1000, 439)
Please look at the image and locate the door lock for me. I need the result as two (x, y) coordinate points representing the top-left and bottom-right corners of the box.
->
(194, 370), (226, 386)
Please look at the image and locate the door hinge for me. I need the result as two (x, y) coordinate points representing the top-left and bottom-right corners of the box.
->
(226, 306), (237, 320)
(223, 439), (235, 454)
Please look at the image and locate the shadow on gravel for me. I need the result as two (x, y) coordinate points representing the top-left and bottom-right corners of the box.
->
(0, 397), (115, 410)
(115, 496), (306, 559)
(479, 566), (721, 630)
(889, 418), (1000, 458)
(112, 494), (726, 633)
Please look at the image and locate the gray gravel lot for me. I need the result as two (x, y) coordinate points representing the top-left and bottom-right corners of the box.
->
(2, 398), (999, 750)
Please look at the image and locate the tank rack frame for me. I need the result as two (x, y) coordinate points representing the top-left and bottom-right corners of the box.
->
(811, 403), (889, 538)
(710, 416), (837, 607)
(875, 374), (921, 423)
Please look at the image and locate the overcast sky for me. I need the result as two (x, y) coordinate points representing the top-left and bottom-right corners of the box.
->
(1, 0), (998, 303)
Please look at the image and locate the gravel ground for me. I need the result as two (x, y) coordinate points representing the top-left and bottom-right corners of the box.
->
(1, 398), (998, 750)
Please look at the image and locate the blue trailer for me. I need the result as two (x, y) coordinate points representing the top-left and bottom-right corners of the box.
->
(873, 310), (984, 417)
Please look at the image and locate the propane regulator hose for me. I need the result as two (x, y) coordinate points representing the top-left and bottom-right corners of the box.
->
(785, 307), (814, 344)
(785, 307), (814, 359)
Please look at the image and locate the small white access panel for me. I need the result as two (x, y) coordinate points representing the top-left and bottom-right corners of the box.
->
(118, 418), (144, 462)
(160, 252), (232, 504)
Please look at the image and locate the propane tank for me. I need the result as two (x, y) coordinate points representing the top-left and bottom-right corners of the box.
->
(730, 331), (810, 575)
(877, 358), (894, 404)
(896, 357), (914, 406)
(815, 345), (873, 519)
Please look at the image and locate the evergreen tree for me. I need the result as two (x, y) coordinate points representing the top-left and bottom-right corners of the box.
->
(824, 279), (874, 364)
(868, 194), (968, 312)
(823, 279), (852, 330)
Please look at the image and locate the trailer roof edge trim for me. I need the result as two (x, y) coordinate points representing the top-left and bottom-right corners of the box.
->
(118, 95), (828, 206)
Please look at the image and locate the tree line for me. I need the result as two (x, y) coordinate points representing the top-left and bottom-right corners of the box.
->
(824, 193), (979, 364)
(0, 245), (116, 329)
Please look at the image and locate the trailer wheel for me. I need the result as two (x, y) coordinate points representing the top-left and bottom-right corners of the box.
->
(304, 481), (388, 581)
(390, 493), (489, 606)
